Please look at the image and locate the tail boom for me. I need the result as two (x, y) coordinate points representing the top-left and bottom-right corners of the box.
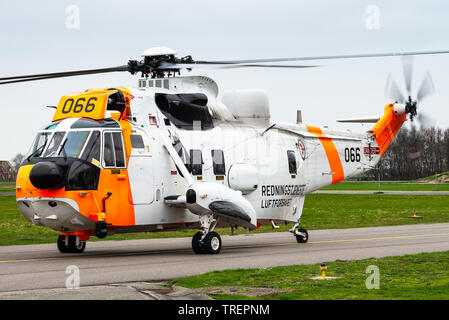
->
(369, 103), (406, 158)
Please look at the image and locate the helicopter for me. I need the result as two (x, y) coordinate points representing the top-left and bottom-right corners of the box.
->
(2, 47), (446, 254)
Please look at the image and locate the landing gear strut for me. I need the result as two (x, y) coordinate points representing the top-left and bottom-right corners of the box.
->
(192, 215), (222, 254)
(57, 235), (86, 253)
(290, 222), (309, 243)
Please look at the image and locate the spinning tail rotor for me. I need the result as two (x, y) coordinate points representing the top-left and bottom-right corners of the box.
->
(385, 56), (435, 126)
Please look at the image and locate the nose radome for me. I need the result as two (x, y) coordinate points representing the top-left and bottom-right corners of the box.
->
(29, 162), (65, 190)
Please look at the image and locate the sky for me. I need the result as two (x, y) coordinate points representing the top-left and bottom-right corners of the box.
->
(1, 0), (449, 161)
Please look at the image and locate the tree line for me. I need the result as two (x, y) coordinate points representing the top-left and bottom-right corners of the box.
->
(363, 125), (449, 181)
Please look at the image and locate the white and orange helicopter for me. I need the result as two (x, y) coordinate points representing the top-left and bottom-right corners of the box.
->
(2, 47), (445, 254)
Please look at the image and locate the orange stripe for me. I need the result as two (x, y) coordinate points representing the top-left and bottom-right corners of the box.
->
(306, 126), (344, 184)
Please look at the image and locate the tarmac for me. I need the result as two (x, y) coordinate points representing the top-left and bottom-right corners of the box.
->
(0, 223), (448, 299)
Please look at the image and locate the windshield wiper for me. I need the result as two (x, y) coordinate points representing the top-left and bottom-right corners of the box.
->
(27, 144), (46, 161)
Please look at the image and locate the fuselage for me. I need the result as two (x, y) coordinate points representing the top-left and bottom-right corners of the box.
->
(15, 75), (402, 238)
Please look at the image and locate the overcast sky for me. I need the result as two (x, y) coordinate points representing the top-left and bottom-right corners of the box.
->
(1, 0), (449, 161)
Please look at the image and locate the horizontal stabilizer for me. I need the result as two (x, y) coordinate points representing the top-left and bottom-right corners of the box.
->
(337, 117), (380, 123)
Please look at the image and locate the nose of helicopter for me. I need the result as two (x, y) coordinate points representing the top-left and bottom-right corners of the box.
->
(17, 197), (96, 232)
(29, 161), (66, 190)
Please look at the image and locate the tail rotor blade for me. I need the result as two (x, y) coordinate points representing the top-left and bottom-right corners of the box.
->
(402, 56), (413, 97)
(385, 74), (405, 103)
(416, 112), (435, 129)
(417, 71), (435, 102)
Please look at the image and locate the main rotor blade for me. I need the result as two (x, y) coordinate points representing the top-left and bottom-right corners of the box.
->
(161, 62), (318, 70)
(215, 64), (318, 69)
(0, 65), (129, 85)
(385, 74), (405, 103)
(417, 71), (435, 102)
(194, 49), (449, 65)
(402, 56), (413, 97)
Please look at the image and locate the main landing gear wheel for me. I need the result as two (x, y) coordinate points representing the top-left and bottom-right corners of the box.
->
(295, 228), (309, 243)
(192, 231), (222, 254)
(192, 231), (204, 254)
(57, 235), (86, 253)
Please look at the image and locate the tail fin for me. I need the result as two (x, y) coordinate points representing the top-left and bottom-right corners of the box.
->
(369, 103), (406, 157)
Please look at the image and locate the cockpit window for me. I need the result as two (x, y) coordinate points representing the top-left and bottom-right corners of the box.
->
(41, 122), (60, 130)
(81, 131), (101, 166)
(60, 131), (90, 158)
(43, 131), (66, 157)
(28, 132), (51, 158)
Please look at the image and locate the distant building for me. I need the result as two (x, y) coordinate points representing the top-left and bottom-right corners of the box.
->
(0, 161), (15, 181)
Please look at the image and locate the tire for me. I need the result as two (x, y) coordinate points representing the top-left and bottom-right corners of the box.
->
(203, 232), (222, 254)
(192, 231), (205, 254)
(67, 236), (86, 253)
(57, 235), (70, 253)
(295, 228), (309, 243)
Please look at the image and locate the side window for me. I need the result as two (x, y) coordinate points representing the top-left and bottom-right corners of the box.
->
(211, 149), (225, 175)
(103, 133), (115, 167)
(287, 150), (297, 174)
(130, 135), (145, 149)
(103, 132), (126, 168)
(189, 149), (203, 176)
(112, 132), (125, 167)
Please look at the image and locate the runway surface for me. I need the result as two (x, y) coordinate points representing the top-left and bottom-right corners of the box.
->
(1, 222), (449, 298)
(313, 190), (449, 195)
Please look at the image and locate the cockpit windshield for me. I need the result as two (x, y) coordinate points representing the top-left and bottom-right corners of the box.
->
(43, 132), (66, 157)
(27, 128), (126, 169)
(60, 131), (91, 158)
(28, 130), (102, 165)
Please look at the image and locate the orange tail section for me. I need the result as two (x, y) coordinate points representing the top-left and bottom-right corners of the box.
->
(370, 104), (407, 157)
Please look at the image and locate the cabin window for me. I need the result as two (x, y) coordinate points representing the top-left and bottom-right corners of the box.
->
(189, 149), (203, 176)
(287, 150), (297, 174)
(103, 132), (126, 168)
(211, 149), (226, 175)
(130, 135), (145, 149)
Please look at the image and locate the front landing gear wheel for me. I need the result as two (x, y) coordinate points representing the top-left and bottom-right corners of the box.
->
(203, 232), (222, 254)
(57, 235), (70, 253)
(295, 228), (309, 243)
(68, 236), (86, 253)
(57, 235), (86, 253)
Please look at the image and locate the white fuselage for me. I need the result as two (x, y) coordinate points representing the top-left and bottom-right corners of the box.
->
(123, 76), (379, 230)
